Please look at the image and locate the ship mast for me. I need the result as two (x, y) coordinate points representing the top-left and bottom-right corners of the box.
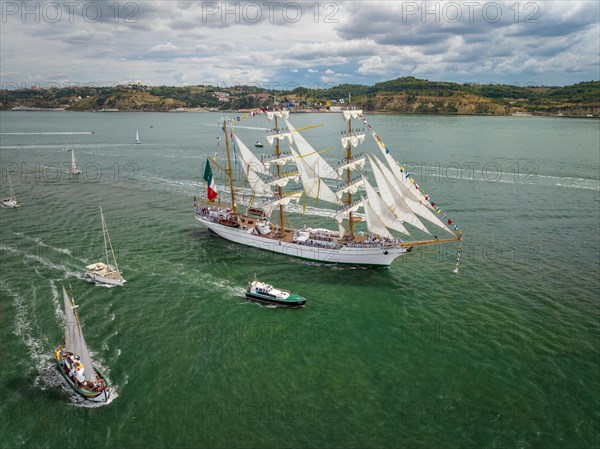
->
(346, 99), (355, 240)
(223, 119), (237, 218)
(274, 113), (285, 237)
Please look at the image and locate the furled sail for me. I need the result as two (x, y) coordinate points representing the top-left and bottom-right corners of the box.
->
(368, 156), (430, 234)
(337, 153), (366, 176)
(260, 192), (303, 217)
(373, 155), (454, 235)
(362, 175), (410, 236)
(62, 287), (96, 383)
(340, 134), (366, 148)
(234, 135), (269, 176)
(362, 196), (394, 239)
(262, 153), (294, 169)
(285, 118), (339, 180)
(335, 176), (364, 199)
(343, 110), (363, 121)
(266, 173), (300, 188)
(266, 110), (290, 121)
(291, 149), (339, 205)
(333, 198), (363, 223)
(266, 132), (293, 146)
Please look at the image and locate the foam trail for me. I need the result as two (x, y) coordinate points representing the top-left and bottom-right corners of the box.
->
(0, 243), (81, 279)
(1, 132), (93, 135)
(198, 123), (270, 131)
(17, 233), (89, 263)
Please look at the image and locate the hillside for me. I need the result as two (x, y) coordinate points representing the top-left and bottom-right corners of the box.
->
(1, 78), (598, 116)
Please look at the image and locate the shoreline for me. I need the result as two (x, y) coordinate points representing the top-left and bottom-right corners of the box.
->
(2, 109), (598, 119)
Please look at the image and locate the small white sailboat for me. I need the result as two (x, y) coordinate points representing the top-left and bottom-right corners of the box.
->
(66, 147), (82, 175)
(84, 206), (126, 286)
(135, 130), (140, 144)
(55, 285), (111, 402)
(2, 174), (18, 208)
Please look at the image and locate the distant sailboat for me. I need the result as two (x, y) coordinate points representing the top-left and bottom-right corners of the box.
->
(135, 130), (141, 144)
(2, 174), (18, 208)
(66, 147), (82, 175)
(84, 206), (126, 286)
(55, 286), (111, 402)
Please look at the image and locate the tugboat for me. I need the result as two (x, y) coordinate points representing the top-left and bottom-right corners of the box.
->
(245, 276), (306, 308)
(254, 141), (264, 147)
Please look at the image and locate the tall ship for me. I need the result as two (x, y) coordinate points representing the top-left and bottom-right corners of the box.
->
(194, 108), (461, 266)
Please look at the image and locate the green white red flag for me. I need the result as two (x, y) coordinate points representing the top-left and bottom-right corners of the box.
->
(203, 159), (217, 202)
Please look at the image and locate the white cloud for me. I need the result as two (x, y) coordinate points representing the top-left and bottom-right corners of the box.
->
(148, 42), (178, 53)
(0, 1), (597, 87)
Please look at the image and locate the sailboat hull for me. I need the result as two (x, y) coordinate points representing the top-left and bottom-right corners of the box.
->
(84, 272), (126, 286)
(55, 351), (110, 402)
(195, 214), (407, 266)
(84, 263), (125, 286)
(2, 199), (17, 208)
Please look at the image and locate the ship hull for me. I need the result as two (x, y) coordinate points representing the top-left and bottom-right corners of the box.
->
(195, 214), (407, 266)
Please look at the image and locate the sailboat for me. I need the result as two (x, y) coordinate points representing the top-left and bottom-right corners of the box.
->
(194, 108), (461, 266)
(55, 286), (111, 402)
(135, 130), (141, 144)
(84, 206), (126, 286)
(66, 147), (82, 175)
(2, 174), (18, 208)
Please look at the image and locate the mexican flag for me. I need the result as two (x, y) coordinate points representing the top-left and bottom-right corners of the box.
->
(203, 159), (218, 202)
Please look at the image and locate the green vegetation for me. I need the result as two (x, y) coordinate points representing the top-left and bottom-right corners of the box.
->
(1, 77), (598, 116)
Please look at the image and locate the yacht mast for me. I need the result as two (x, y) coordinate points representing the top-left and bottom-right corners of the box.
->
(100, 206), (110, 267)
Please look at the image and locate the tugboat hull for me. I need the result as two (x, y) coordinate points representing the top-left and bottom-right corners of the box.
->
(245, 292), (306, 308)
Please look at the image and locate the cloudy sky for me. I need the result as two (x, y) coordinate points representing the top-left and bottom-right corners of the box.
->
(1, 1), (598, 88)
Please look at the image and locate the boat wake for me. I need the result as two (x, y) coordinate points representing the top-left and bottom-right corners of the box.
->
(0, 281), (62, 391)
(15, 233), (89, 264)
(0, 243), (82, 279)
(0, 132), (94, 135)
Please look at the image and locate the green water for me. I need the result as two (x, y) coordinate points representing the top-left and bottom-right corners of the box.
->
(1, 112), (598, 448)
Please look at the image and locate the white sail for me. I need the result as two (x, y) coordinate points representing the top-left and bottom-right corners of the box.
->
(62, 287), (96, 383)
(362, 196), (394, 239)
(291, 148), (339, 205)
(285, 118), (339, 180)
(234, 135), (269, 176)
(362, 175), (410, 236)
(135, 130), (140, 143)
(7, 174), (16, 203)
(373, 156), (454, 235)
(372, 135), (434, 210)
(71, 149), (77, 170)
(368, 156), (431, 234)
